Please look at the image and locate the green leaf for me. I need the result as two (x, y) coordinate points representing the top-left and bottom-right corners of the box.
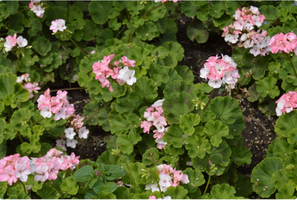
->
(192, 141), (231, 176)
(116, 129), (142, 154)
(259, 5), (278, 22)
(241, 52), (269, 80)
(163, 124), (184, 148)
(179, 113), (200, 136)
(175, 65), (194, 83)
(135, 21), (158, 41)
(164, 186), (188, 199)
(11, 108), (32, 129)
(209, 183), (236, 199)
(130, 76), (158, 102)
(256, 77), (279, 98)
(109, 111), (129, 135)
(275, 184), (295, 199)
(60, 177), (78, 195)
(36, 182), (60, 199)
(8, 13), (24, 33)
(82, 19), (99, 41)
(93, 182), (118, 194)
(210, 1), (225, 18)
(162, 41), (184, 62)
(208, 96), (242, 124)
(275, 110), (297, 137)
(72, 165), (94, 182)
(89, 1), (113, 24)
(270, 137), (294, 159)
(32, 36), (52, 56)
(113, 187), (133, 199)
(204, 120), (229, 147)
(126, 1), (145, 16)
(99, 163), (127, 181)
(0, 141), (6, 159)
(142, 147), (160, 166)
(163, 92), (194, 124)
(0, 73), (16, 100)
(231, 146), (252, 166)
(185, 135), (211, 159)
(163, 80), (195, 98)
(251, 157), (283, 198)
(279, 59), (297, 86)
(187, 19), (209, 44)
(271, 169), (289, 190)
(181, 1), (206, 17)
(182, 168), (205, 193)
(122, 162), (145, 186)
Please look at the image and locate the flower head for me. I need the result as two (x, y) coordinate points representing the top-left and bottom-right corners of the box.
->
(50, 19), (67, 33)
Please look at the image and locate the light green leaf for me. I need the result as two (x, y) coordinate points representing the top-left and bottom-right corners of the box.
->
(32, 36), (52, 56)
(209, 183), (236, 199)
(72, 165), (94, 182)
(116, 129), (142, 154)
(204, 120), (229, 147)
(60, 177), (78, 195)
(180, 113), (200, 136)
(163, 124), (184, 148)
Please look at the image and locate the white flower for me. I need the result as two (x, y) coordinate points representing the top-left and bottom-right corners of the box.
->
(64, 127), (76, 140)
(152, 99), (164, 108)
(40, 106), (52, 118)
(17, 36), (28, 47)
(145, 183), (159, 192)
(208, 79), (222, 88)
(224, 34), (238, 44)
(117, 66), (137, 85)
(66, 138), (78, 148)
(31, 5), (44, 18)
(50, 19), (67, 33)
(78, 126), (89, 139)
(159, 174), (172, 192)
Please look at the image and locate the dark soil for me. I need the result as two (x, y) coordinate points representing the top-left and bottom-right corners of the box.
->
(66, 14), (277, 198)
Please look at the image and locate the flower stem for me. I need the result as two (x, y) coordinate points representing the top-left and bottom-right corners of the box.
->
(123, 158), (137, 194)
(68, 37), (90, 60)
(84, 102), (111, 123)
(288, 56), (297, 78)
(15, 55), (20, 75)
(203, 174), (211, 196)
(49, 180), (64, 198)
(129, 26), (133, 43)
(201, 89), (215, 123)
(143, 4), (163, 17)
(31, 117), (45, 128)
(235, 74), (247, 96)
(20, 181), (28, 195)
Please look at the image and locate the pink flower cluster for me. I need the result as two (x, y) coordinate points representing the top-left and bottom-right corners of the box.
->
(29, 0), (45, 18)
(92, 54), (137, 92)
(149, 196), (171, 199)
(200, 55), (240, 89)
(56, 115), (89, 150)
(4, 33), (28, 52)
(0, 149), (79, 186)
(145, 164), (189, 192)
(269, 32), (297, 54)
(222, 6), (270, 56)
(37, 89), (75, 120)
(49, 19), (67, 33)
(16, 74), (40, 99)
(275, 91), (297, 116)
(140, 99), (168, 149)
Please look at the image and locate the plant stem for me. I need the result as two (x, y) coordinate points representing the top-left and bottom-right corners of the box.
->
(31, 117), (45, 128)
(201, 89), (215, 123)
(84, 103), (111, 123)
(203, 174), (211, 196)
(20, 181), (28, 195)
(129, 26), (133, 43)
(133, 89), (150, 107)
(143, 4), (163, 17)
(38, 87), (86, 94)
(68, 37), (90, 60)
(49, 180), (64, 198)
(123, 159), (137, 194)
(15, 55), (20, 75)
(235, 74), (246, 95)
(288, 56), (297, 78)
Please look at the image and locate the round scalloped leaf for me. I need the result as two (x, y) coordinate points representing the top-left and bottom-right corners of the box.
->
(162, 42), (184, 62)
(89, 1), (113, 24)
(32, 36), (51, 56)
(0, 73), (16, 100)
(182, 168), (205, 193)
(271, 137), (294, 159)
(163, 124), (184, 148)
(209, 183), (236, 199)
(203, 120), (229, 147)
(109, 110), (129, 135)
(256, 77), (280, 98)
(241, 52), (269, 80)
(275, 184), (295, 199)
(275, 110), (297, 137)
(185, 136), (211, 159)
(287, 128), (297, 144)
(208, 96), (242, 125)
(251, 157), (283, 198)
(129, 76), (158, 103)
(192, 141), (231, 176)
(231, 145), (252, 166)
(284, 150), (297, 179)
(101, 81), (127, 102)
(271, 169), (289, 190)
(60, 177), (78, 195)
(163, 80), (195, 98)
(163, 92), (194, 124)
(142, 147), (160, 167)
(164, 186), (188, 199)
(179, 113), (200, 136)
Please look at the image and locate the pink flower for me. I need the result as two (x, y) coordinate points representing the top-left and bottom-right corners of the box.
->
(4, 34), (17, 52)
(78, 126), (89, 139)
(49, 19), (67, 33)
(275, 91), (297, 116)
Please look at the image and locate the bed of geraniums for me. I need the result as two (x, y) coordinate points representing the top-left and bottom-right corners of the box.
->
(0, 0), (297, 199)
